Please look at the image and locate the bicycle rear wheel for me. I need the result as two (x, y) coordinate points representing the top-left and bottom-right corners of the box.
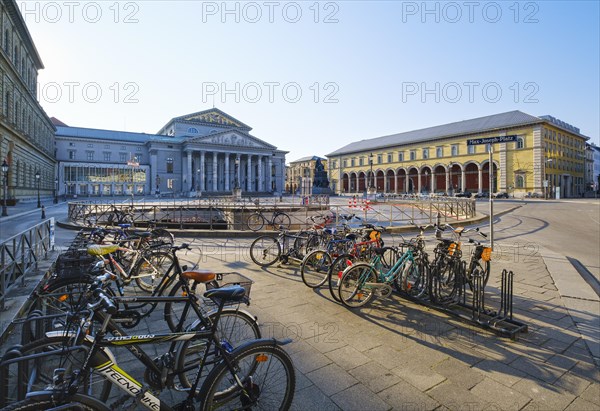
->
(197, 341), (295, 411)
(176, 309), (261, 388)
(338, 263), (377, 308)
(249, 236), (281, 267)
(2, 394), (110, 411)
(301, 250), (333, 288)
(247, 213), (265, 231)
(272, 212), (291, 230)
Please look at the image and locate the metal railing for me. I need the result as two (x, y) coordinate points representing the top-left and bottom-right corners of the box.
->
(0, 219), (55, 311)
(67, 196), (475, 232)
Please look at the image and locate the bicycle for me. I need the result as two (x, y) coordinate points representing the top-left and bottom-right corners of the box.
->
(249, 227), (309, 267)
(1, 281), (294, 411)
(247, 208), (291, 231)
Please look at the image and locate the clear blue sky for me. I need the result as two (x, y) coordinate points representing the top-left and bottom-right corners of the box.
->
(23, 0), (599, 162)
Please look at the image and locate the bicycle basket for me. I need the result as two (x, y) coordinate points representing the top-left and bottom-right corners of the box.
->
(448, 242), (460, 256)
(481, 247), (492, 262)
(205, 272), (253, 304)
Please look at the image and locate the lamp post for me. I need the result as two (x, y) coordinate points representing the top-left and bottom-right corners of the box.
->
(54, 178), (58, 204)
(35, 170), (41, 208)
(234, 158), (240, 189)
(368, 153), (374, 192)
(545, 158), (554, 199)
(2, 160), (8, 216)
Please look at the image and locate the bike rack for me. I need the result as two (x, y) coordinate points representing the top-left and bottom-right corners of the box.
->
(400, 268), (528, 340)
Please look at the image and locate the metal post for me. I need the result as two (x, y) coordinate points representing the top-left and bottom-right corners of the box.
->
(1, 160), (8, 216)
(35, 170), (41, 208)
(54, 178), (58, 204)
(489, 147), (494, 250)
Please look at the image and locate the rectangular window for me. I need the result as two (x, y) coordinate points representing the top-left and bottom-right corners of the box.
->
(69, 142), (75, 146)
(343, 159), (347, 167)
(121, 145), (126, 150)
(87, 144), (93, 148)
(451, 145), (459, 156)
(467, 145), (475, 154)
(103, 152), (111, 161)
(119, 153), (127, 162)
(332, 160), (337, 169)
(351, 158), (355, 167)
(68, 150), (76, 160)
(86, 151), (94, 161)
(136, 147), (142, 152)
(167, 179), (174, 189)
(167, 158), (174, 173)
(422, 148), (429, 159)
(104, 144), (110, 149)
(387, 154), (392, 163)
(436, 147), (443, 158)
(135, 154), (142, 163)
(398, 152), (404, 162)
(377, 154), (383, 163)
(410, 150), (416, 161)
(359, 157), (364, 166)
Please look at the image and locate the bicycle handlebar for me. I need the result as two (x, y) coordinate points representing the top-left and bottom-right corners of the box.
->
(94, 289), (117, 315)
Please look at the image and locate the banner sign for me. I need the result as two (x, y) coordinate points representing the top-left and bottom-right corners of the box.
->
(467, 135), (519, 145)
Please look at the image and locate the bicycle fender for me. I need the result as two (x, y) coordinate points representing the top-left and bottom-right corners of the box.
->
(24, 391), (112, 411)
(187, 308), (259, 331)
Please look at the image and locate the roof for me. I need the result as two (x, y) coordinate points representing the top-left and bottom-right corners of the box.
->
(51, 117), (68, 127)
(291, 155), (324, 163)
(326, 110), (572, 157)
(6, 1), (44, 69)
(55, 126), (184, 144)
(157, 107), (252, 134)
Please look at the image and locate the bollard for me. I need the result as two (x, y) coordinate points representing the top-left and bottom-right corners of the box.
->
(41, 205), (46, 219)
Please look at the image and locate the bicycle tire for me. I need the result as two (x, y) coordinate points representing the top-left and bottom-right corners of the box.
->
(467, 260), (491, 291)
(249, 236), (281, 267)
(149, 228), (175, 248)
(247, 213), (265, 231)
(2, 336), (112, 406)
(2, 394), (110, 411)
(394, 256), (428, 298)
(338, 263), (378, 308)
(175, 310), (261, 388)
(430, 257), (460, 304)
(300, 250), (333, 288)
(197, 341), (295, 411)
(132, 250), (175, 293)
(272, 212), (291, 230)
(327, 254), (356, 302)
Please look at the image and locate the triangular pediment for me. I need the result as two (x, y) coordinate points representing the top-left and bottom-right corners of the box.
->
(188, 130), (276, 150)
(175, 108), (251, 129)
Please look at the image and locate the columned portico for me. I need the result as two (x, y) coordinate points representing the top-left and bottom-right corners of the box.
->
(247, 155), (252, 192)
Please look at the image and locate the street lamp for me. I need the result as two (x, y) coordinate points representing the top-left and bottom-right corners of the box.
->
(2, 160), (8, 216)
(369, 153), (374, 190)
(545, 158), (554, 199)
(35, 170), (41, 208)
(54, 177), (58, 204)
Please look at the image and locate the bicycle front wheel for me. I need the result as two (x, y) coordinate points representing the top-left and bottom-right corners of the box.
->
(132, 250), (175, 293)
(272, 212), (291, 230)
(247, 213), (265, 231)
(198, 341), (295, 411)
(2, 336), (112, 406)
(301, 250), (333, 288)
(327, 254), (355, 302)
(2, 394), (110, 411)
(338, 263), (377, 308)
(249, 236), (281, 267)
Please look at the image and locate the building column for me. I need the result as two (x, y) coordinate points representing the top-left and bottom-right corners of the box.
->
(247, 155), (252, 191)
(431, 172), (436, 192)
(257, 156), (262, 192)
(417, 171), (422, 193)
(186, 151), (193, 192)
(478, 167), (483, 193)
(212, 152), (218, 191)
(150, 151), (158, 192)
(461, 168), (466, 192)
(236, 154), (241, 189)
(224, 154), (230, 191)
(199, 151), (205, 191)
(267, 156), (273, 192)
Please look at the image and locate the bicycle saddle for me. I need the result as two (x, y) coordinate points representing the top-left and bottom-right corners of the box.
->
(204, 285), (246, 302)
(181, 270), (216, 283)
(87, 244), (121, 256)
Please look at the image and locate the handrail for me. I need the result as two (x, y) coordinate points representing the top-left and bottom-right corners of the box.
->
(0, 219), (55, 310)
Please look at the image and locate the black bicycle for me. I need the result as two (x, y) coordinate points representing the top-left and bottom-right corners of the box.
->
(247, 208), (291, 231)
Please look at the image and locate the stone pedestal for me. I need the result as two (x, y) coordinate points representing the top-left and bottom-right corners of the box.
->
(233, 188), (242, 200)
(367, 186), (377, 195)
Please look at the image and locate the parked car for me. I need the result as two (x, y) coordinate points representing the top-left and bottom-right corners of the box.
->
(474, 191), (490, 199)
(455, 191), (473, 198)
(494, 192), (509, 198)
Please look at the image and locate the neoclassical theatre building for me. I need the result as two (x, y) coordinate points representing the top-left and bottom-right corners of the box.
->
(326, 111), (590, 199)
(55, 108), (287, 197)
(0, 0), (56, 204)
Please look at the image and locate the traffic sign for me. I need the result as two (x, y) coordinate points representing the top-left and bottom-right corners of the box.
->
(467, 135), (519, 145)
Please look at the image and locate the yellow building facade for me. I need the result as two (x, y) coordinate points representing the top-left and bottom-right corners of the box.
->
(326, 111), (588, 198)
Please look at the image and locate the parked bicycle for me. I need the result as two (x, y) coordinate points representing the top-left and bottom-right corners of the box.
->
(1, 277), (294, 411)
(247, 207), (291, 231)
(249, 227), (308, 267)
